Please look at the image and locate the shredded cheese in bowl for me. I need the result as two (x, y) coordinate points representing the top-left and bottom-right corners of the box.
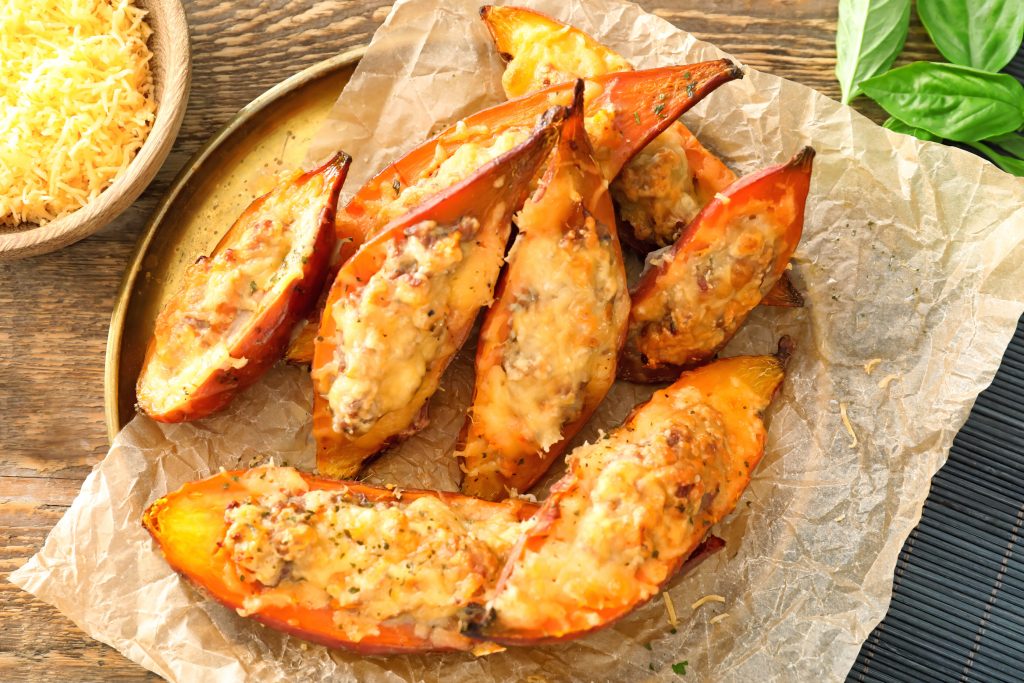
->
(0, 0), (156, 226)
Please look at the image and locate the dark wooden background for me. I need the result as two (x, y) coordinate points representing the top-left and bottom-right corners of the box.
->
(0, 1), (944, 679)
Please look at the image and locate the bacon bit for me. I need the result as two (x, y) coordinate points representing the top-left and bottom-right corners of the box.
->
(714, 192), (731, 204)
(710, 613), (730, 624)
(691, 594), (726, 610)
(664, 592), (679, 627)
(863, 358), (882, 375)
(877, 373), (901, 389)
(840, 402), (858, 449)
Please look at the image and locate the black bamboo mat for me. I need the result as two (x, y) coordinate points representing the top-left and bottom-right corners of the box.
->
(848, 314), (1024, 682)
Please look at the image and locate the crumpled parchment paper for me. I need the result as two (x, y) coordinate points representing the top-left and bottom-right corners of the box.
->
(11, 0), (1024, 681)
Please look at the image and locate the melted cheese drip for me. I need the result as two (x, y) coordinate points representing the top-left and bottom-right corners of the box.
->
(491, 386), (730, 633)
(223, 471), (528, 643)
(318, 218), (478, 436)
(629, 210), (783, 368)
(0, 0), (155, 225)
(141, 172), (328, 413)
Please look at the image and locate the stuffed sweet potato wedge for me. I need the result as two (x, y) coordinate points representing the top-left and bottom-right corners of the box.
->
(457, 83), (630, 501)
(283, 59), (744, 365)
(310, 113), (560, 479)
(136, 153), (350, 422)
(142, 466), (538, 654)
(619, 148), (814, 383)
(467, 346), (789, 643)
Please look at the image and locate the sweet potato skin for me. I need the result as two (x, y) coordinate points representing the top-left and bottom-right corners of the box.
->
(481, 4), (738, 251)
(311, 116), (560, 479)
(142, 467), (539, 654)
(470, 351), (788, 644)
(620, 148), (814, 383)
(457, 83), (630, 501)
(136, 154), (349, 422)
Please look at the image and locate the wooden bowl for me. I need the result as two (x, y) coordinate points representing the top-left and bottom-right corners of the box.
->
(0, 0), (191, 260)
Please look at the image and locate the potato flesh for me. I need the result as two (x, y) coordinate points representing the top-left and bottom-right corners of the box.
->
(630, 209), (783, 368)
(139, 172), (329, 415)
(222, 469), (529, 643)
(313, 218), (480, 436)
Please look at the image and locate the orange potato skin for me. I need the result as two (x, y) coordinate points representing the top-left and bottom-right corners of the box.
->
(472, 349), (788, 644)
(311, 116), (560, 478)
(142, 468), (539, 654)
(136, 154), (349, 422)
(457, 83), (629, 500)
(481, 5), (738, 251)
(619, 148), (814, 383)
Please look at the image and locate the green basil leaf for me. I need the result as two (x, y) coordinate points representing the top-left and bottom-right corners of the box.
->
(968, 141), (1024, 176)
(860, 62), (1024, 141)
(882, 116), (941, 141)
(985, 132), (1024, 158)
(835, 0), (911, 104)
(917, 0), (1024, 73)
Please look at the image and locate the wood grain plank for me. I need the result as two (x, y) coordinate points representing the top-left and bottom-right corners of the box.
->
(0, 0), (915, 679)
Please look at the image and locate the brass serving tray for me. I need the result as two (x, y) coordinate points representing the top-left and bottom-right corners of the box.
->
(104, 47), (364, 441)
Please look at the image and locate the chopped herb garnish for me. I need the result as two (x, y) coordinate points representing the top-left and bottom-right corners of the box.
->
(239, 573), (245, 582)
(653, 103), (666, 118)
(672, 660), (688, 676)
(348, 587), (360, 594)
(392, 177), (402, 195)
(633, 111), (641, 125)
(249, 280), (257, 294)
(222, 483), (230, 490)
(301, 255), (309, 264)
(686, 82), (697, 97)
(643, 642), (653, 651)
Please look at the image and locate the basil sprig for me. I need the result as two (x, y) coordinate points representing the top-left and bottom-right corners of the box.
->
(836, 0), (1024, 176)
(861, 63), (1024, 142)
(835, 0), (911, 104)
(918, 0), (1024, 73)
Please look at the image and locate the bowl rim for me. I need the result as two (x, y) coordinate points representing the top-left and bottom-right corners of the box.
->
(0, 0), (192, 260)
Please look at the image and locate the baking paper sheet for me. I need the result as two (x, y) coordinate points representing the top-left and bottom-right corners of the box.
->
(11, 0), (1024, 680)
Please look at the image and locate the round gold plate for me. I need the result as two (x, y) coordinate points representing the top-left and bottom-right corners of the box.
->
(104, 47), (364, 441)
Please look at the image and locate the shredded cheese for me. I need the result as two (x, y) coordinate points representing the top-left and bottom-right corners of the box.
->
(863, 358), (882, 375)
(691, 594), (726, 610)
(839, 402), (858, 449)
(709, 613), (730, 624)
(713, 192), (732, 204)
(0, 0), (156, 225)
(877, 373), (901, 389)
(663, 593), (678, 627)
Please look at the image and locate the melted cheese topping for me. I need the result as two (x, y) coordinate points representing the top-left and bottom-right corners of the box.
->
(316, 218), (479, 436)
(628, 209), (783, 369)
(466, 208), (627, 466)
(498, 21), (631, 99)
(140, 172), (328, 414)
(0, 0), (155, 225)
(223, 470), (528, 643)
(612, 124), (701, 246)
(491, 385), (731, 633)
(370, 128), (529, 234)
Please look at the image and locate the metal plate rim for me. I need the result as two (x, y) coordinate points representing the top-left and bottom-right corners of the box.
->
(103, 46), (366, 443)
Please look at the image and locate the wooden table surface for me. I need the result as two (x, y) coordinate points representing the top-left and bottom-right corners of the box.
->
(0, 1), (944, 680)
